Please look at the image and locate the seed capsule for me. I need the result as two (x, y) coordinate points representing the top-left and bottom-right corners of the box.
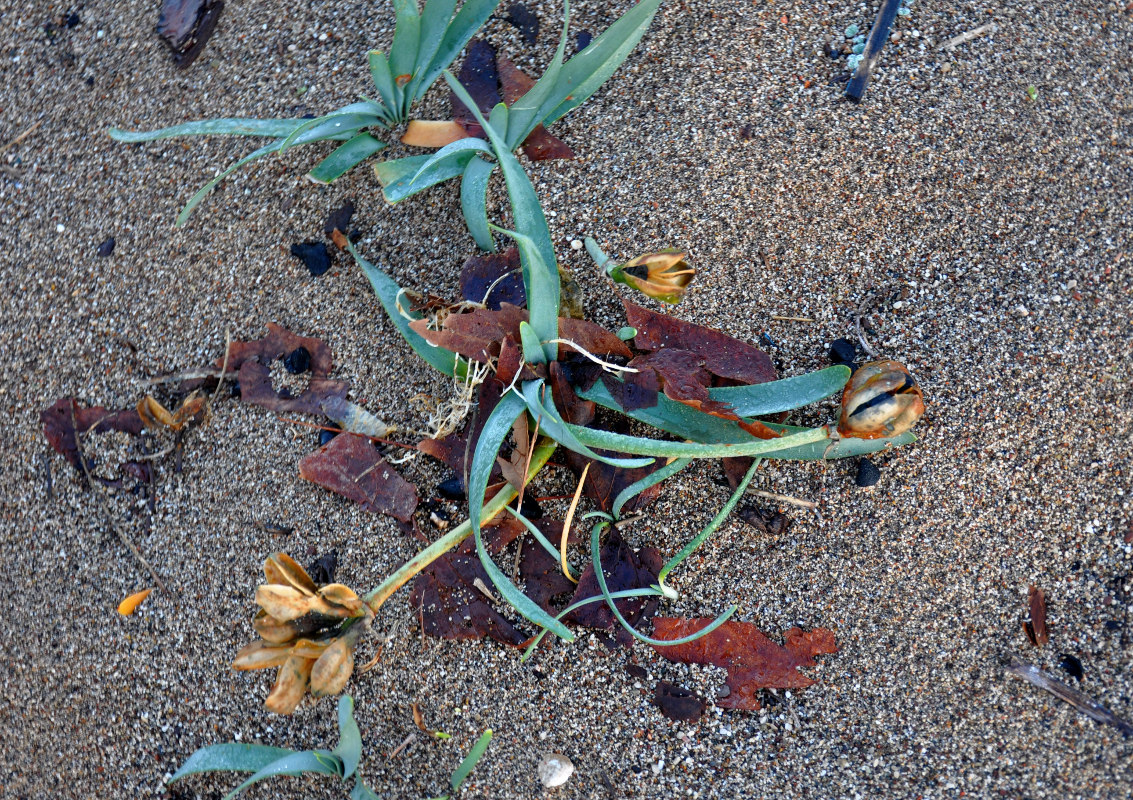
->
(838, 360), (924, 440)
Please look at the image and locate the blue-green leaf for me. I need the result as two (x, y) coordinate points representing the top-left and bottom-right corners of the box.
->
(351, 779), (382, 800)
(223, 750), (343, 800)
(469, 393), (574, 641)
(612, 457), (691, 520)
(489, 224), (559, 360)
(307, 133), (388, 184)
(521, 380), (654, 468)
(503, 505), (562, 561)
(521, 587), (663, 661)
(460, 155), (496, 251)
(566, 422), (830, 459)
(109, 118), (309, 142)
(168, 744), (296, 783)
(504, 0), (572, 148)
(333, 696), (362, 780)
(709, 366), (850, 416)
(517, 322), (544, 364)
(278, 108), (385, 154)
(411, 137), (493, 186)
(375, 151), (476, 203)
(450, 730), (493, 793)
(389, 0), (423, 116)
(346, 242), (461, 377)
(368, 51), (400, 119)
(757, 424), (918, 460)
(404, 0), (458, 104)
(417, 0), (501, 102)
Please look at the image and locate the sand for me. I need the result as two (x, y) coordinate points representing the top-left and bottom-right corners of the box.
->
(1, 0), (1131, 797)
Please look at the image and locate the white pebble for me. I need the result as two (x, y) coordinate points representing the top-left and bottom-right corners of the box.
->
(537, 753), (574, 788)
(570, 239), (583, 250)
(56, 224), (65, 233)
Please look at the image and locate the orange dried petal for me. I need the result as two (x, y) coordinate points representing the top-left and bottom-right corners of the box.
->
(264, 656), (314, 715)
(117, 587), (153, 616)
(256, 584), (315, 622)
(309, 637), (355, 697)
(263, 553), (318, 595)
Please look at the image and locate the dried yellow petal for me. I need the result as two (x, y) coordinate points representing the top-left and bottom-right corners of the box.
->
(232, 640), (292, 671)
(263, 553), (318, 595)
(256, 584), (315, 622)
(309, 637), (355, 697)
(264, 656), (314, 715)
(318, 583), (364, 614)
(252, 609), (302, 644)
(136, 396), (175, 431)
(288, 638), (332, 660)
(117, 587), (153, 616)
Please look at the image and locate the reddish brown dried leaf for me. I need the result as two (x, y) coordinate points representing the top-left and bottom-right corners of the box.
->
(518, 529), (576, 613)
(451, 39), (500, 138)
(298, 433), (418, 522)
(565, 446), (669, 514)
(41, 398), (145, 472)
(459, 247), (526, 310)
(496, 55), (575, 161)
(549, 361), (595, 427)
(654, 681), (706, 723)
(651, 619), (838, 711)
(418, 378), (505, 483)
(623, 300), (776, 385)
(409, 553), (527, 647)
(565, 529), (662, 648)
(1027, 585), (1049, 647)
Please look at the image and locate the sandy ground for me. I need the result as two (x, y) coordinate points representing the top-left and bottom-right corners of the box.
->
(1, 0), (1131, 798)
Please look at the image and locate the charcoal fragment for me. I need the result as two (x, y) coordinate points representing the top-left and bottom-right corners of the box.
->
(1059, 654), (1084, 681)
(283, 346), (311, 374)
(290, 241), (331, 276)
(855, 457), (880, 487)
(829, 337), (858, 367)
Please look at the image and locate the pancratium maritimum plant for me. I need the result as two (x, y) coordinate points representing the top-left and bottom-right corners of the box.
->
(107, 0), (925, 715)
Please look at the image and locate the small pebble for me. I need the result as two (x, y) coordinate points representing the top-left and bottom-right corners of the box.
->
(537, 753), (574, 788)
(570, 239), (583, 250)
(318, 428), (338, 446)
(56, 224), (65, 233)
(283, 346), (311, 374)
(856, 458), (881, 488)
(96, 237), (115, 257)
(844, 24), (859, 38)
(940, 63), (952, 74)
(829, 337), (858, 367)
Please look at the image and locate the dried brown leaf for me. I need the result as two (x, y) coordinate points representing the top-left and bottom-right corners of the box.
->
(654, 681), (706, 723)
(1026, 585), (1049, 647)
(41, 398), (144, 472)
(409, 553), (527, 647)
(459, 247), (526, 310)
(401, 119), (470, 148)
(565, 529), (662, 648)
(298, 433), (418, 522)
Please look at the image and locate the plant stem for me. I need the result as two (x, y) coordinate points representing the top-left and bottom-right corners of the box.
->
(362, 440), (558, 613)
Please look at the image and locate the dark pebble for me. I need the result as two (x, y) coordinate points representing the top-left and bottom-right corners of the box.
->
(575, 30), (592, 53)
(85, 76), (94, 86)
(824, 40), (841, 58)
(1104, 620), (1124, 631)
(96, 237), (115, 257)
(66, 12), (81, 27)
(324, 199), (355, 237)
(437, 475), (465, 500)
(290, 241), (331, 276)
(829, 337), (858, 367)
(283, 346), (311, 374)
(1058, 654), (1084, 681)
(318, 428), (338, 446)
(856, 458), (881, 487)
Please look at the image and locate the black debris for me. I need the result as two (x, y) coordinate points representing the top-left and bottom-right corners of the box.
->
(306, 550), (339, 585)
(290, 241), (332, 276)
(324, 199), (355, 237)
(283, 346), (311, 375)
(855, 458), (881, 487)
(1059, 654), (1085, 681)
(318, 428), (338, 447)
(736, 504), (791, 536)
(829, 337), (858, 367)
(437, 475), (465, 501)
(505, 2), (539, 46)
(575, 30), (592, 53)
(65, 12), (81, 27)
(96, 237), (115, 257)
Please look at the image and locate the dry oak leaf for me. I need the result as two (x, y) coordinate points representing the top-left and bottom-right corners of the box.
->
(565, 529), (662, 649)
(298, 432), (418, 522)
(651, 619), (837, 711)
(41, 397), (145, 472)
(410, 552), (528, 647)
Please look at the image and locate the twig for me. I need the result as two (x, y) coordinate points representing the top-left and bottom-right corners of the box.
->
(746, 489), (818, 510)
(386, 733), (416, 761)
(143, 367), (232, 385)
(853, 292), (882, 358)
(1005, 658), (1133, 736)
(0, 119), (42, 154)
(209, 328), (232, 406)
(942, 22), (997, 52)
(845, 0), (901, 103)
(41, 452), (53, 499)
(72, 408), (169, 594)
(770, 315), (814, 323)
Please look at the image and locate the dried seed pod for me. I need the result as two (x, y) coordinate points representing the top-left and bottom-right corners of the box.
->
(318, 583), (364, 614)
(264, 655), (315, 715)
(256, 584), (317, 622)
(837, 360), (925, 439)
(232, 640), (292, 671)
(310, 636), (356, 697)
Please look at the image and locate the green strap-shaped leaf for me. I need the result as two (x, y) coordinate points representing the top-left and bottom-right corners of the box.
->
(460, 155), (497, 252)
(168, 744), (296, 783)
(756, 423), (918, 460)
(590, 520), (736, 647)
(389, 0), (423, 117)
(708, 366), (850, 416)
(375, 151), (476, 203)
(521, 380), (654, 468)
(543, 0), (663, 126)
(404, 0), (458, 104)
(566, 422), (830, 459)
(368, 51), (400, 121)
(411, 137), (493, 186)
(521, 587), (664, 661)
(109, 118), (311, 142)
(351, 779), (382, 800)
(470, 392), (575, 641)
(450, 730), (493, 793)
(417, 0), (500, 103)
(346, 242), (461, 377)
(223, 750), (343, 800)
(333, 696), (363, 780)
(612, 457), (691, 520)
(277, 108), (385, 154)
(503, 505), (563, 562)
(307, 133), (388, 184)
(517, 321), (544, 364)
(488, 223), (559, 361)
(503, 0), (572, 148)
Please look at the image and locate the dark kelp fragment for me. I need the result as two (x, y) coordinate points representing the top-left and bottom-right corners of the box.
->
(623, 300), (776, 385)
(41, 398), (145, 472)
(654, 682), (707, 723)
(157, 0), (224, 68)
(298, 433), (418, 522)
(1024, 585), (1049, 647)
(565, 529), (662, 648)
(290, 241), (332, 277)
(651, 619), (838, 711)
(459, 247), (526, 310)
(409, 553), (528, 646)
(504, 2), (539, 46)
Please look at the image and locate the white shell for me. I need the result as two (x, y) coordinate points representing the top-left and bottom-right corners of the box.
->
(537, 753), (574, 788)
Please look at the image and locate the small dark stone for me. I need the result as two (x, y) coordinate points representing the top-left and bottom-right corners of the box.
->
(66, 12), (81, 27)
(437, 475), (465, 500)
(829, 337), (858, 367)
(532, 669), (547, 680)
(85, 76), (94, 86)
(1058, 654), (1084, 681)
(575, 30), (592, 53)
(1104, 620), (1124, 631)
(515, 494), (543, 520)
(736, 504), (791, 535)
(307, 550), (338, 585)
(324, 199), (355, 237)
(318, 428), (338, 446)
(824, 40), (841, 58)
(96, 237), (115, 257)
(229, 381), (241, 398)
(505, 2), (539, 46)
(283, 346), (311, 374)
(856, 458), (881, 487)
(290, 241), (332, 276)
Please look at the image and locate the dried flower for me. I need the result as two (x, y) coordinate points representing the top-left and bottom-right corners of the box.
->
(837, 360), (925, 440)
(233, 553), (371, 714)
(607, 250), (694, 305)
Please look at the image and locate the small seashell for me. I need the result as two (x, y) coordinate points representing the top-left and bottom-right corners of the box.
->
(537, 753), (574, 788)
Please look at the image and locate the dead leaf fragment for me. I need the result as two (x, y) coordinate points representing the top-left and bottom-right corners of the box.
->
(565, 529), (662, 648)
(1025, 585), (1049, 647)
(409, 553), (527, 647)
(651, 619), (837, 711)
(117, 588), (153, 616)
(298, 433), (418, 522)
(654, 681), (706, 723)
(460, 247), (526, 310)
(41, 398), (145, 473)
(401, 119), (469, 148)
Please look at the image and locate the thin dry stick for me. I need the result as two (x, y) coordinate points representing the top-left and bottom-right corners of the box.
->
(72, 409), (169, 594)
(770, 315), (814, 323)
(854, 293), (882, 357)
(747, 489), (818, 510)
(1005, 658), (1133, 736)
(942, 22), (996, 51)
(386, 733), (416, 761)
(143, 368), (228, 386)
(208, 328), (232, 406)
(0, 119), (42, 154)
